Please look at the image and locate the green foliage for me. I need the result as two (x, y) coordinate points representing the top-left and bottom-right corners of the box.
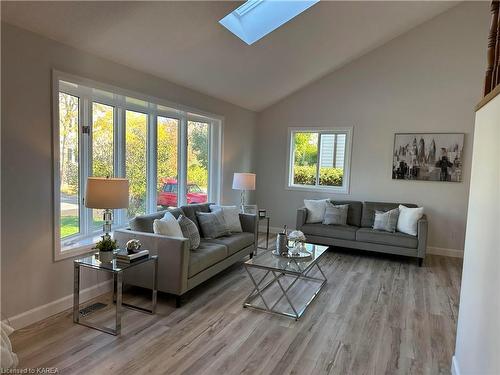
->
(93, 234), (118, 252)
(294, 133), (318, 166)
(293, 166), (343, 186)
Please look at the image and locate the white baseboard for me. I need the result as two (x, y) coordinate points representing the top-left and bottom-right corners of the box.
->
(4, 280), (112, 330)
(427, 246), (463, 258)
(258, 227), (464, 258)
(451, 355), (460, 375)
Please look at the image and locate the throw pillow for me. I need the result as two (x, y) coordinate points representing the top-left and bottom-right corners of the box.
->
(304, 199), (328, 223)
(323, 202), (349, 225)
(397, 205), (424, 236)
(209, 205), (242, 233)
(177, 215), (200, 250)
(196, 210), (231, 239)
(373, 208), (399, 232)
(152, 212), (183, 237)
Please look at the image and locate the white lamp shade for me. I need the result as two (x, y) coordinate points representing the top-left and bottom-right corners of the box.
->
(232, 173), (256, 190)
(85, 177), (129, 209)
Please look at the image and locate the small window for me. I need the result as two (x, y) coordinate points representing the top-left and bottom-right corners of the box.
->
(287, 127), (352, 193)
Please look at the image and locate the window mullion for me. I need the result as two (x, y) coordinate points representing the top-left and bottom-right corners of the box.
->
(315, 132), (321, 187)
(178, 116), (188, 206)
(115, 106), (126, 226)
(147, 114), (157, 213)
(81, 96), (92, 237)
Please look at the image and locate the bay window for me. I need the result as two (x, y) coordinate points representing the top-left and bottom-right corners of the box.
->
(53, 72), (222, 259)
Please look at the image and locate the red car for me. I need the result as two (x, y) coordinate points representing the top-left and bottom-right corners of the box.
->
(157, 178), (207, 208)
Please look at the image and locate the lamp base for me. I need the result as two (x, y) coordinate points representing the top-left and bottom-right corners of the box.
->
(103, 209), (112, 235)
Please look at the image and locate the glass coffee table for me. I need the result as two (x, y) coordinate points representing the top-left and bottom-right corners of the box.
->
(243, 243), (328, 320)
(73, 252), (158, 335)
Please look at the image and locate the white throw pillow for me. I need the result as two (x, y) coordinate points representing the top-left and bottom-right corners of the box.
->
(153, 212), (184, 237)
(397, 205), (424, 236)
(209, 205), (242, 233)
(304, 199), (328, 223)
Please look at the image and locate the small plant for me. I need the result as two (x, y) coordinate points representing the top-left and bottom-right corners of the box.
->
(94, 234), (118, 252)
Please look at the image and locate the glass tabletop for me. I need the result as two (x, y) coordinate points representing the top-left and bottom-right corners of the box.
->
(245, 243), (329, 275)
(74, 252), (157, 272)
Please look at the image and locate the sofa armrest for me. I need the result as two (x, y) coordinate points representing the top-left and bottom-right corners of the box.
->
(296, 207), (307, 230)
(240, 213), (258, 247)
(417, 215), (428, 259)
(113, 229), (190, 295)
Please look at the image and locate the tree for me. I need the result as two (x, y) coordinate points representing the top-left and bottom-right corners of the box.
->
(294, 133), (318, 166)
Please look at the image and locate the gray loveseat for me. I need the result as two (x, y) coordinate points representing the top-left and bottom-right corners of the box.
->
(114, 203), (257, 306)
(296, 201), (427, 266)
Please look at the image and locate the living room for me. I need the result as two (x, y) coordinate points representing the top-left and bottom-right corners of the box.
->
(1, 1), (499, 374)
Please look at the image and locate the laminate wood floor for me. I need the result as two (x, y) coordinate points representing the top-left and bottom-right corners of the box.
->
(10, 236), (462, 375)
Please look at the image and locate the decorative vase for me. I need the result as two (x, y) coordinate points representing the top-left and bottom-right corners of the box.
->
(99, 251), (114, 263)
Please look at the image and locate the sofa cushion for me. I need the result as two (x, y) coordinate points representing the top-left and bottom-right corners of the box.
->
(323, 203), (349, 225)
(301, 223), (358, 241)
(130, 210), (169, 233)
(180, 203), (212, 232)
(361, 202), (417, 228)
(330, 200), (362, 227)
(356, 228), (418, 249)
(188, 241), (228, 277)
(204, 232), (254, 256)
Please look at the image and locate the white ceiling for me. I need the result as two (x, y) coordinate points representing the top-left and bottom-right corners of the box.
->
(1, 1), (456, 111)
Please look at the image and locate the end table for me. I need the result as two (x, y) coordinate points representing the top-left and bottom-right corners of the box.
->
(257, 216), (270, 251)
(73, 252), (158, 335)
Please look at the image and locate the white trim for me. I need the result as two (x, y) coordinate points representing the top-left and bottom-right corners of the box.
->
(451, 355), (460, 375)
(427, 246), (463, 258)
(285, 126), (353, 194)
(4, 280), (112, 330)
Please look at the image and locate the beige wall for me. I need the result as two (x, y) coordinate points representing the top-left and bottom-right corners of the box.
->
(256, 2), (489, 252)
(1, 22), (256, 319)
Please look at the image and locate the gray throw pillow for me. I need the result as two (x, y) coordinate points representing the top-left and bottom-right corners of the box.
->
(196, 210), (231, 239)
(323, 202), (349, 225)
(373, 208), (399, 233)
(177, 215), (200, 249)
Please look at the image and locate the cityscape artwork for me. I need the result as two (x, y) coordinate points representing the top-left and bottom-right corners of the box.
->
(392, 133), (464, 182)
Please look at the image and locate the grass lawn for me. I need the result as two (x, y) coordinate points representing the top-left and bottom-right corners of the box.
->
(61, 216), (79, 238)
(61, 216), (104, 238)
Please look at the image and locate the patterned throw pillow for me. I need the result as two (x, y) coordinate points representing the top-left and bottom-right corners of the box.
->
(323, 202), (349, 225)
(373, 208), (400, 233)
(177, 215), (200, 249)
(196, 210), (231, 239)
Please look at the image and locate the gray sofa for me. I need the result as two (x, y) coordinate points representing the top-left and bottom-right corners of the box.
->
(114, 203), (257, 306)
(296, 201), (427, 266)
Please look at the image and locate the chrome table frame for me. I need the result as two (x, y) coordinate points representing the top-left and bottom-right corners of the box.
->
(243, 255), (327, 321)
(73, 255), (158, 336)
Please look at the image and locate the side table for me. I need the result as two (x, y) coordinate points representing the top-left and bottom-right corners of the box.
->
(73, 252), (158, 335)
(257, 216), (270, 250)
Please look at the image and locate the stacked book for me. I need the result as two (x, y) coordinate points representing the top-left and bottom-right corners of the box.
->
(116, 249), (149, 263)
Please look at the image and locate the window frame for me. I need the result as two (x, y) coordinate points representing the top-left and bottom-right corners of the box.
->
(285, 127), (353, 194)
(52, 70), (223, 261)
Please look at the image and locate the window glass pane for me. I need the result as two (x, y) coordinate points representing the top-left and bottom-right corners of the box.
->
(292, 132), (318, 186)
(59, 92), (80, 239)
(319, 133), (345, 187)
(187, 121), (209, 204)
(92, 102), (114, 228)
(126, 110), (147, 217)
(157, 116), (179, 210)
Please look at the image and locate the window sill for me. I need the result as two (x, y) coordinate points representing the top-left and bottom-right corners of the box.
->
(55, 235), (101, 262)
(286, 184), (349, 194)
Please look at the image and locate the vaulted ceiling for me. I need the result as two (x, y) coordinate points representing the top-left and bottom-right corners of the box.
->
(1, 1), (456, 111)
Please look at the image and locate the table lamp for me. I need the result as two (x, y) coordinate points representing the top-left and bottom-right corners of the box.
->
(85, 177), (129, 235)
(232, 172), (256, 209)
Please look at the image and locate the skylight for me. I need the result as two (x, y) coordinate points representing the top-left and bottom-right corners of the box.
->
(219, 0), (320, 45)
